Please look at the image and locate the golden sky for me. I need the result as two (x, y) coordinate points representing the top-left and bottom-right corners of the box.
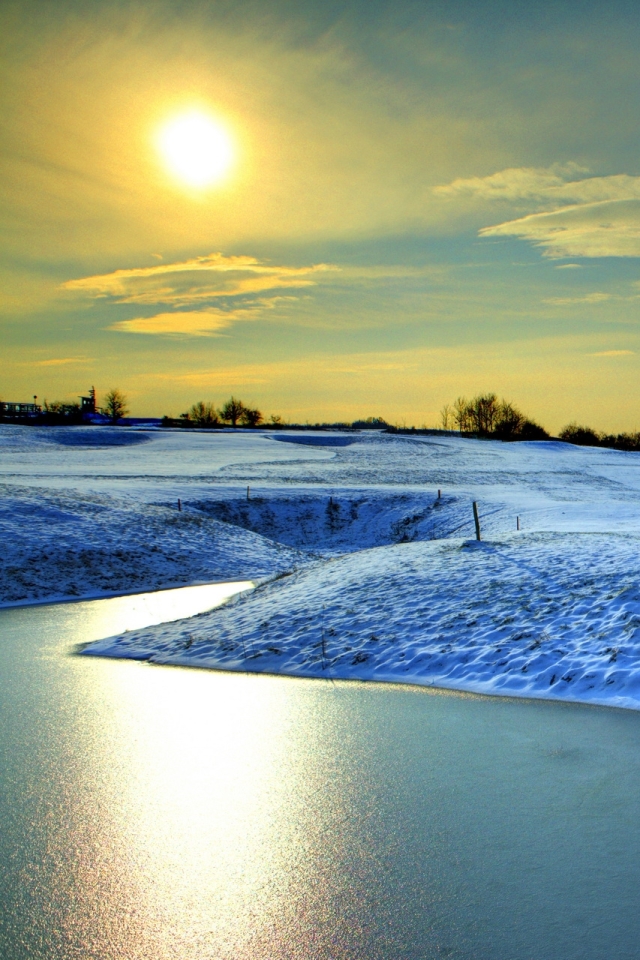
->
(3, 0), (640, 429)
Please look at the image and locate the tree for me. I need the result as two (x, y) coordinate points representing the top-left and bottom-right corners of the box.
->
(453, 396), (471, 433)
(518, 419), (549, 441)
(493, 401), (525, 440)
(240, 405), (263, 427)
(445, 392), (548, 441)
(102, 389), (128, 424)
(559, 423), (601, 446)
(220, 396), (245, 427)
(188, 401), (219, 427)
(469, 393), (499, 435)
(440, 404), (454, 430)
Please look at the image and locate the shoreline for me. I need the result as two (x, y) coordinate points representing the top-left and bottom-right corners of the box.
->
(5, 575), (640, 714)
(81, 642), (640, 713)
(0, 578), (256, 611)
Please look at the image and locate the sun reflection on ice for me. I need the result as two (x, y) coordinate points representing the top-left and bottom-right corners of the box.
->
(84, 661), (320, 956)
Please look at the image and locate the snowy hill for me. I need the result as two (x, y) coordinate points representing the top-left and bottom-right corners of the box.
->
(5, 423), (640, 708)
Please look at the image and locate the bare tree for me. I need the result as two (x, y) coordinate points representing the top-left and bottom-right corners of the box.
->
(469, 393), (499, 435)
(445, 392), (548, 440)
(453, 396), (470, 433)
(102, 389), (128, 424)
(220, 396), (245, 427)
(188, 401), (219, 426)
(240, 405), (263, 427)
(440, 403), (454, 430)
(494, 400), (525, 439)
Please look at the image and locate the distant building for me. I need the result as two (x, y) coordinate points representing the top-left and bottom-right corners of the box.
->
(79, 387), (109, 423)
(79, 387), (96, 415)
(0, 400), (42, 419)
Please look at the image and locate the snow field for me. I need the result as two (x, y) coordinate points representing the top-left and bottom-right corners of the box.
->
(85, 532), (640, 709)
(5, 423), (640, 708)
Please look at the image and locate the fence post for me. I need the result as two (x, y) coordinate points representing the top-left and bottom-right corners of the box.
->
(247, 485), (250, 501)
(517, 516), (520, 531)
(178, 498), (181, 512)
(472, 501), (481, 541)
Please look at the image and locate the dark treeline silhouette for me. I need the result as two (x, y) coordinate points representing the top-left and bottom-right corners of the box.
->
(441, 394), (548, 441)
(559, 423), (640, 452)
(7, 384), (640, 450)
(164, 397), (278, 429)
(162, 402), (392, 431)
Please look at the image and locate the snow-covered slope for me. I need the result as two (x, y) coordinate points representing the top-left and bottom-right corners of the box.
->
(6, 423), (640, 708)
(85, 532), (640, 710)
(0, 483), (308, 605)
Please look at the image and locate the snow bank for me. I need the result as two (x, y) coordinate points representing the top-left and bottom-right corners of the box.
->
(0, 483), (308, 605)
(85, 532), (640, 710)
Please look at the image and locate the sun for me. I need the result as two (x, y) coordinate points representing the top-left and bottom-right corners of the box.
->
(157, 110), (234, 188)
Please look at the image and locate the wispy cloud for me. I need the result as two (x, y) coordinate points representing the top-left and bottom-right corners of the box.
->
(34, 356), (91, 366)
(435, 164), (640, 206)
(63, 253), (336, 336)
(434, 163), (590, 202)
(110, 303), (277, 337)
(588, 349), (635, 357)
(437, 164), (640, 258)
(63, 253), (336, 305)
(544, 291), (616, 305)
(481, 199), (640, 259)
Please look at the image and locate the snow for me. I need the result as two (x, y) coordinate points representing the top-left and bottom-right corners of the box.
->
(0, 482), (306, 605)
(85, 533), (640, 710)
(5, 422), (640, 708)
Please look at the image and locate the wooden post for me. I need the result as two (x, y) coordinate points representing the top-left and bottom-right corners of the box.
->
(177, 498), (181, 512)
(517, 516), (520, 531)
(437, 489), (441, 500)
(247, 485), (250, 500)
(472, 501), (481, 541)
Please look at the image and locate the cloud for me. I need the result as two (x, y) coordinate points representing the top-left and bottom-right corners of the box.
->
(34, 356), (91, 366)
(588, 350), (635, 357)
(108, 300), (288, 336)
(437, 164), (640, 258)
(434, 163), (589, 202)
(63, 253), (336, 306)
(481, 199), (640, 258)
(435, 164), (640, 207)
(544, 291), (615, 305)
(63, 252), (335, 336)
(110, 310), (234, 336)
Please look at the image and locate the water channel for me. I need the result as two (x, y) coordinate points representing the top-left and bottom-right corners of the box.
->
(1, 585), (640, 959)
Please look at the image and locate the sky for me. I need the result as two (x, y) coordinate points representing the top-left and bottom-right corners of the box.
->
(3, 0), (640, 430)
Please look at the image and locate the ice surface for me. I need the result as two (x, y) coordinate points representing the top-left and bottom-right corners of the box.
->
(5, 423), (640, 707)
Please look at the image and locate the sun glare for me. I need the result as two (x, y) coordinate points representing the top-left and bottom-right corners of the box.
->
(157, 111), (234, 189)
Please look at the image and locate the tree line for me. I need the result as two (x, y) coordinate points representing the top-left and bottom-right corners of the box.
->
(10, 383), (640, 452)
(440, 394), (548, 440)
(558, 423), (640, 452)
(440, 393), (640, 451)
(165, 397), (282, 429)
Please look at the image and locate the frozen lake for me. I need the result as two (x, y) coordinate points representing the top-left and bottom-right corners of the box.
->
(2, 586), (640, 959)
